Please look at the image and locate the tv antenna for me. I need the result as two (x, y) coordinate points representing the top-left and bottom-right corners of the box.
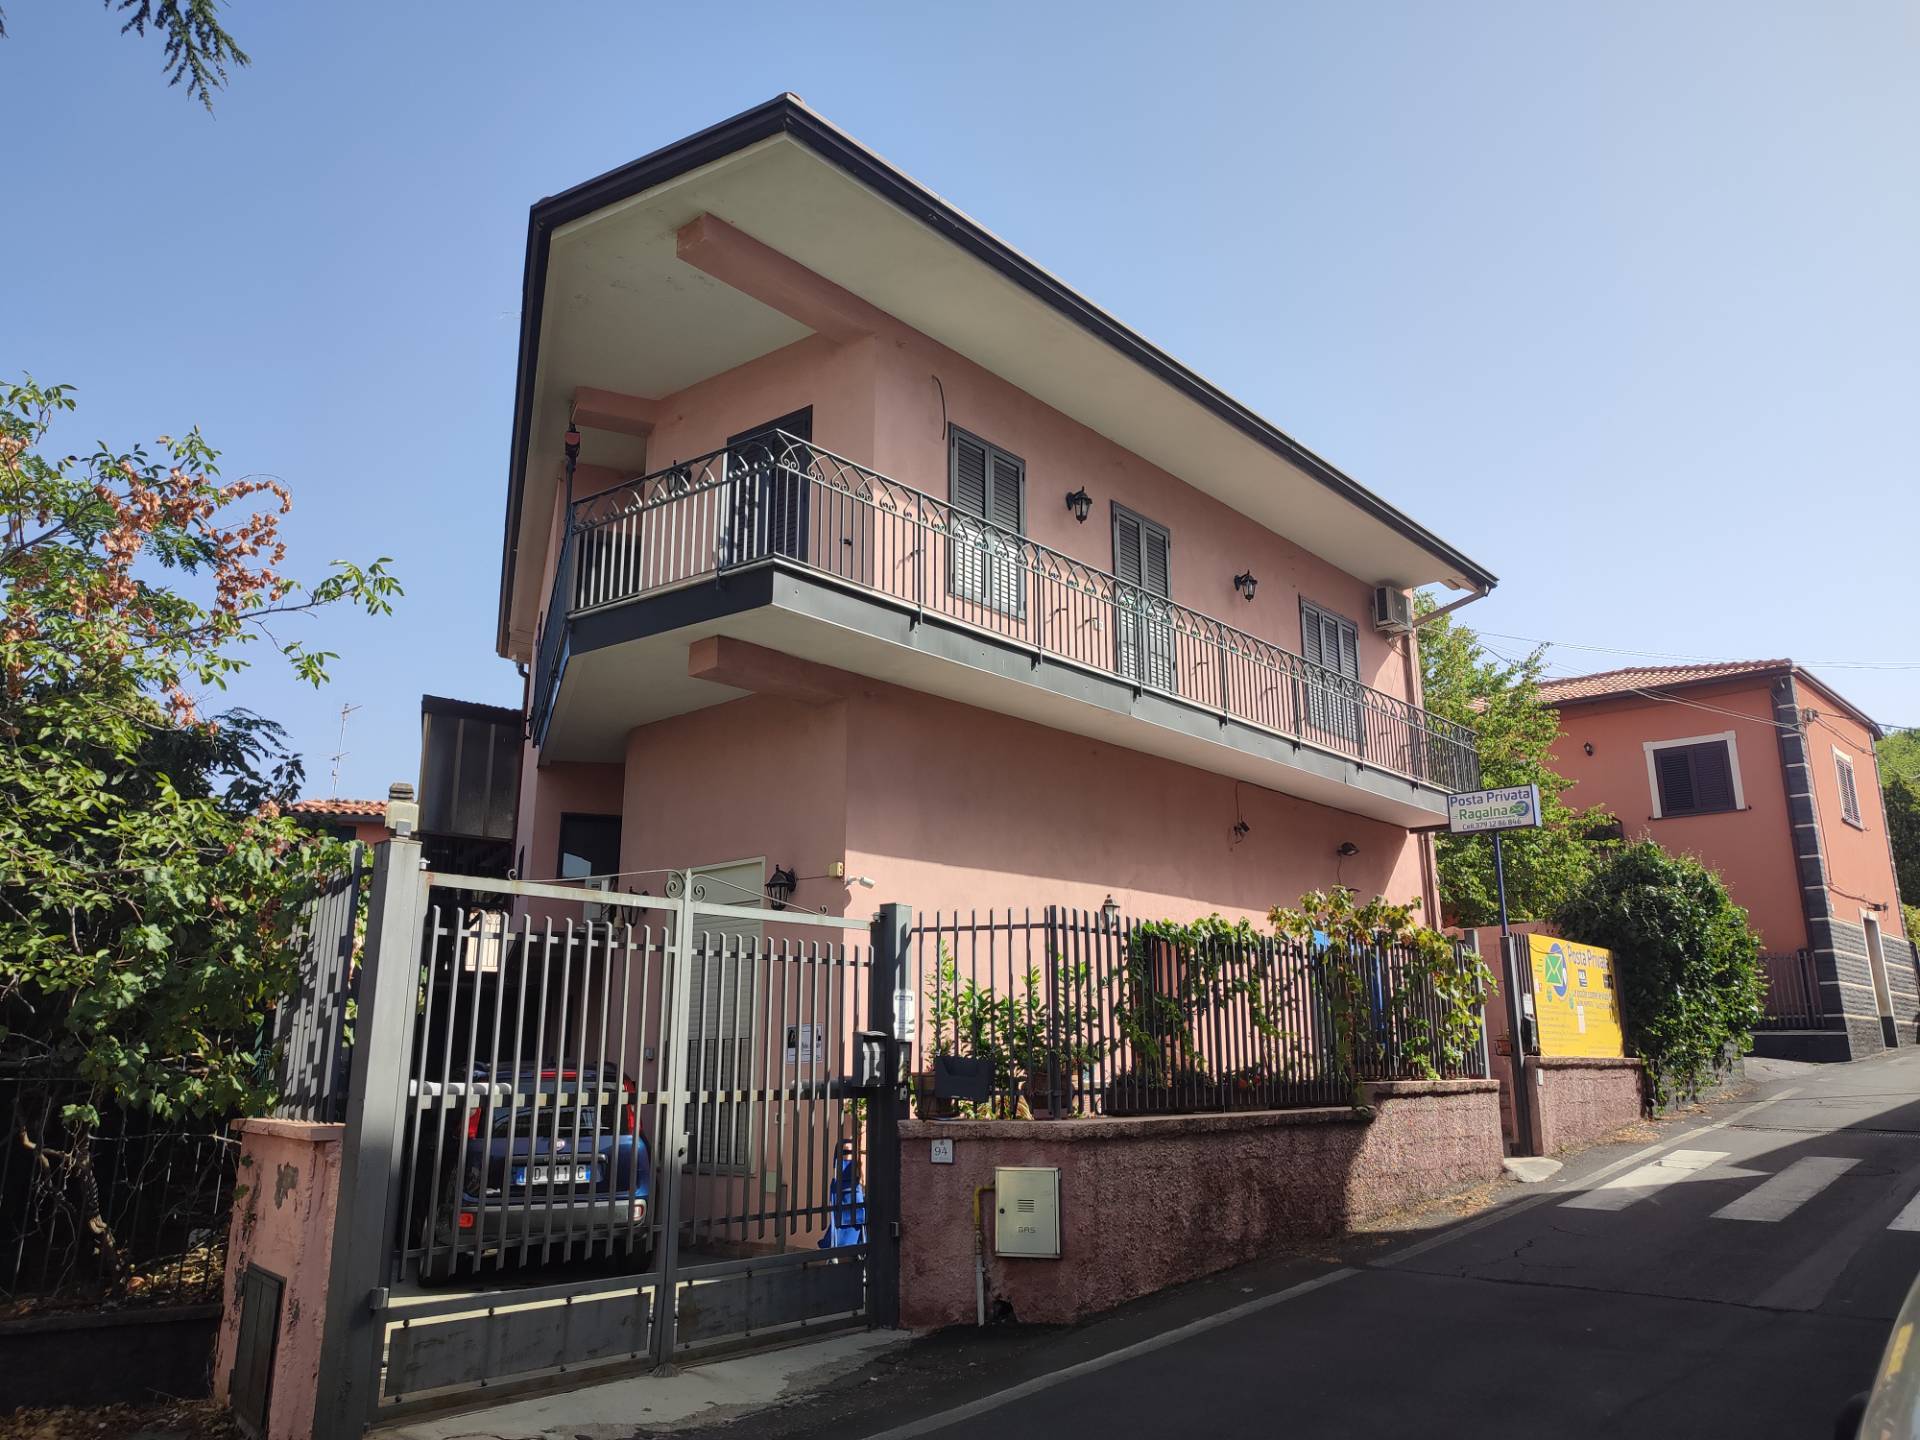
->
(329, 703), (361, 797)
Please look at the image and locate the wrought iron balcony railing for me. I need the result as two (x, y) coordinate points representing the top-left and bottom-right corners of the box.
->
(531, 434), (1480, 793)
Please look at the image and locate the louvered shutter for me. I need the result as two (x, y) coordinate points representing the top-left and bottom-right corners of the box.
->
(1692, 742), (1736, 813)
(1838, 755), (1862, 825)
(952, 432), (989, 517)
(987, 450), (1025, 615)
(950, 431), (990, 605)
(1655, 746), (1699, 814)
(1143, 527), (1170, 599)
(1113, 511), (1143, 584)
(1300, 601), (1360, 741)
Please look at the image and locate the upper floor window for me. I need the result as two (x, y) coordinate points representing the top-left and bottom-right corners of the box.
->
(1835, 749), (1864, 828)
(1300, 600), (1361, 741)
(948, 426), (1025, 616)
(1112, 504), (1174, 692)
(1646, 733), (1742, 818)
(557, 812), (622, 882)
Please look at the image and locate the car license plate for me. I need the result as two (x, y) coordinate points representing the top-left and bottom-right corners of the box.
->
(518, 1164), (594, 1186)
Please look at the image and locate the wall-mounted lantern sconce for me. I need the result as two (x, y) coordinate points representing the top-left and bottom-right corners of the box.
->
(1234, 571), (1258, 602)
(766, 866), (798, 910)
(1583, 742), (1595, 756)
(1336, 841), (1359, 857)
(1101, 893), (1121, 928)
(1065, 488), (1093, 524)
(1232, 819), (1251, 843)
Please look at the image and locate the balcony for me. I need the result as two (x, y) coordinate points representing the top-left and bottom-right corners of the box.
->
(532, 435), (1478, 819)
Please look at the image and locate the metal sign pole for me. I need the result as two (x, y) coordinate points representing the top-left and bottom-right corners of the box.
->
(1493, 830), (1511, 939)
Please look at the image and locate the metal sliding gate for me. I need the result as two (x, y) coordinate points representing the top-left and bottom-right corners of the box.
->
(314, 846), (905, 1432)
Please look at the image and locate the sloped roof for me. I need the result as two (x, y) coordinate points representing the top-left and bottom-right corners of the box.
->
(289, 798), (389, 821)
(1537, 659), (1881, 737)
(1536, 660), (1792, 705)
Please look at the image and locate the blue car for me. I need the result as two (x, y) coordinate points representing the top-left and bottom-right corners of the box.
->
(415, 1060), (652, 1280)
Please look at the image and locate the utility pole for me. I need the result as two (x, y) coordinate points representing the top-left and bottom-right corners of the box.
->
(328, 703), (361, 797)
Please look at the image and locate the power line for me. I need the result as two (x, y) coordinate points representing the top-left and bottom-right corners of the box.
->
(1475, 631), (1920, 672)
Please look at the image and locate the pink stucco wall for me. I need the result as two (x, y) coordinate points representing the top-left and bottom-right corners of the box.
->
(1552, 680), (1809, 952)
(512, 216), (1445, 940)
(214, 1119), (342, 1440)
(897, 1079), (1501, 1330)
(1802, 679), (1906, 943)
(590, 659), (1426, 928)
(1551, 676), (1904, 953)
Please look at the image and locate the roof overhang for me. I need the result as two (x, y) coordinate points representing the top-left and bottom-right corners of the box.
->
(498, 95), (1498, 658)
(1544, 664), (1883, 738)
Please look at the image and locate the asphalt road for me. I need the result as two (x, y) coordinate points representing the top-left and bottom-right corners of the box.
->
(724, 1050), (1920, 1440)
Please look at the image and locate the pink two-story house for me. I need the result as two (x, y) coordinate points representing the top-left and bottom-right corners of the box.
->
(494, 97), (1495, 932)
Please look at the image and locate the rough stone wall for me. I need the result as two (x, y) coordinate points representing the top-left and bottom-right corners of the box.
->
(1821, 917), (1890, 1056)
(1526, 1058), (1645, 1155)
(896, 1079), (1501, 1330)
(1886, 934), (1920, 1043)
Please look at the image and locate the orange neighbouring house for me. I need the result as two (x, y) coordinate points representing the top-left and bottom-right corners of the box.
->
(1542, 660), (1915, 1062)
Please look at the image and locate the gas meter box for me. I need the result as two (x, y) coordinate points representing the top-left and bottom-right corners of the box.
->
(994, 1166), (1061, 1258)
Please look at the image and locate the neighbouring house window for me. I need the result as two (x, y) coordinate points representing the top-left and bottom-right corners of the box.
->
(1300, 599), (1361, 741)
(556, 813), (622, 882)
(1836, 750), (1864, 828)
(1112, 504), (1176, 693)
(948, 426), (1025, 616)
(1647, 736), (1740, 818)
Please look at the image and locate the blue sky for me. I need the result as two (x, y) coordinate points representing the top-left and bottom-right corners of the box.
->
(4, 1), (1916, 796)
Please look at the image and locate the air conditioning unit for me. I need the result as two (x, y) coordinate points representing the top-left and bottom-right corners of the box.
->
(1372, 585), (1414, 634)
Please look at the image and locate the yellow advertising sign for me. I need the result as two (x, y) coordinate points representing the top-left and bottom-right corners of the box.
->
(1527, 934), (1626, 1059)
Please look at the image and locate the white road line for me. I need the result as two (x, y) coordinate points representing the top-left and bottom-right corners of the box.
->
(1559, 1149), (1730, 1211)
(854, 1267), (1357, 1440)
(1712, 1156), (1858, 1222)
(1888, 1191), (1920, 1232)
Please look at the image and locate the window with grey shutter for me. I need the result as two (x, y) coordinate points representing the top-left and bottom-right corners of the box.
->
(948, 427), (1025, 616)
(1112, 505), (1176, 693)
(1300, 600), (1361, 742)
(1653, 740), (1737, 817)
(1837, 752), (1864, 827)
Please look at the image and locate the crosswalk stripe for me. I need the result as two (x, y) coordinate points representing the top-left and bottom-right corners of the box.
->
(1712, 1156), (1857, 1222)
(1561, 1148), (1731, 1211)
(1889, 1192), (1920, 1232)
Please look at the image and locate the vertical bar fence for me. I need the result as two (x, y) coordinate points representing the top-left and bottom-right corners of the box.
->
(910, 906), (1488, 1120)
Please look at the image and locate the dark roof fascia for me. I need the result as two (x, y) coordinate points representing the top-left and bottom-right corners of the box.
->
(421, 692), (524, 726)
(496, 95), (1499, 653)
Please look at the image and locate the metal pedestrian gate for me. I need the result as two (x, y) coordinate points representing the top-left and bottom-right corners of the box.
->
(312, 844), (906, 1435)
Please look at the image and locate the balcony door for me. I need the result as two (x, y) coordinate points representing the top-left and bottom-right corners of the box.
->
(1300, 600), (1362, 746)
(724, 408), (813, 568)
(1113, 506), (1176, 694)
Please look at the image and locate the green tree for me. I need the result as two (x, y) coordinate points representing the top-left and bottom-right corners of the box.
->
(1877, 731), (1920, 918)
(0, 1), (248, 109)
(1417, 599), (1615, 925)
(1, 377), (396, 1286)
(1557, 842), (1763, 1108)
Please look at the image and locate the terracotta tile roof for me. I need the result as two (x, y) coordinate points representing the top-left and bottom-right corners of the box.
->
(289, 798), (389, 820)
(1535, 659), (1793, 706)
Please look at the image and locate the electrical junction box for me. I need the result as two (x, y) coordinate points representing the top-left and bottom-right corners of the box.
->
(994, 1166), (1061, 1258)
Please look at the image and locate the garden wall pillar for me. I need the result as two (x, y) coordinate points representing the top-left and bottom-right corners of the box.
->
(212, 1118), (344, 1440)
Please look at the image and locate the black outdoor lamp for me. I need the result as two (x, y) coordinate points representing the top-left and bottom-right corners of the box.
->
(1065, 488), (1093, 523)
(1234, 571), (1258, 602)
(1101, 893), (1121, 928)
(766, 866), (798, 910)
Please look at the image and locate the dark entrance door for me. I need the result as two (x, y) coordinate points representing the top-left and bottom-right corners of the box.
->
(725, 408), (813, 567)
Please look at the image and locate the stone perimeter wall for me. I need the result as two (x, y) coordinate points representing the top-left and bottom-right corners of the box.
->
(1524, 1057), (1645, 1156)
(897, 1078), (1502, 1330)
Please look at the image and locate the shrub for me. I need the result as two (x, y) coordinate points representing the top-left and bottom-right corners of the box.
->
(1556, 842), (1763, 1107)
